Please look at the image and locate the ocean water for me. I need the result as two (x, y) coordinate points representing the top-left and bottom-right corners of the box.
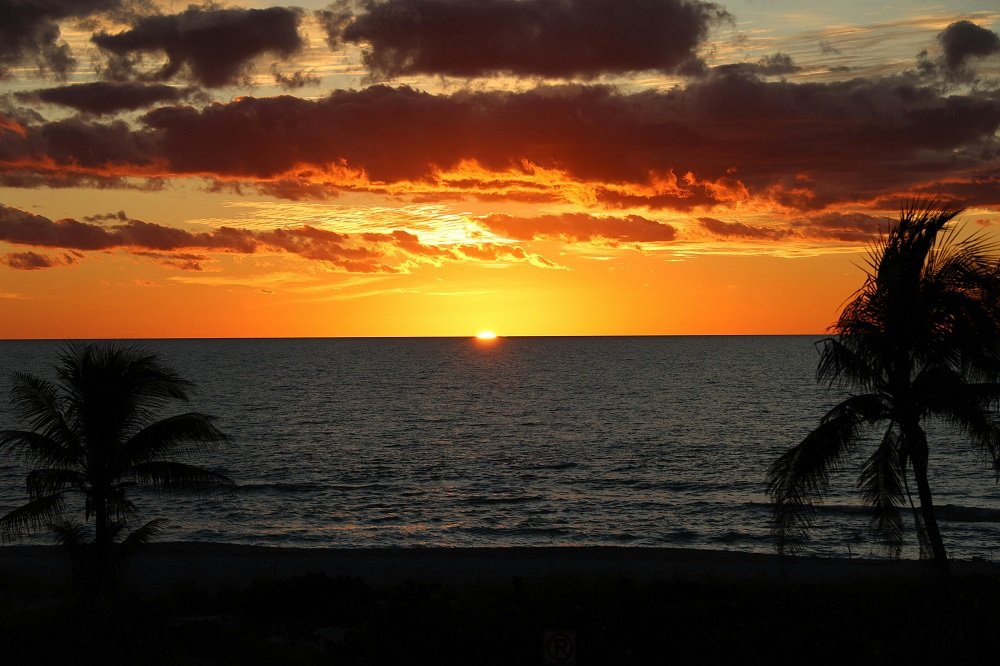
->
(1, 336), (998, 560)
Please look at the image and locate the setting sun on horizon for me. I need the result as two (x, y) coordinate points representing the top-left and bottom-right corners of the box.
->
(0, 1), (997, 339)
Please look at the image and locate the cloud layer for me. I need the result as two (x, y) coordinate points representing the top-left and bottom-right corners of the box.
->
(0, 204), (558, 272)
(18, 82), (198, 115)
(3, 69), (998, 211)
(479, 213), (677, 243)
(320, 0), (729, 79)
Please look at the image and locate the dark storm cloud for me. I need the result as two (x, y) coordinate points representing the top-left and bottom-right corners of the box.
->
(2, 72), (999, 210)
(938, 20), (1000, 73)
(478, 213), (677, 243)
(318, 0), (730, 79)
(17, 82), (198, 115)
(0, 0), (123, 79)
(92, 6), (305, 87)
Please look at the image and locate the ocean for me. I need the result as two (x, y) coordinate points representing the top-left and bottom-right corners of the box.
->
(1, 336), (998, 560)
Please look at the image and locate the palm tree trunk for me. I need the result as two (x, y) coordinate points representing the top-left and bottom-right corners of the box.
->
(93, 493), (110, 592)
(909, 427), (950, 578)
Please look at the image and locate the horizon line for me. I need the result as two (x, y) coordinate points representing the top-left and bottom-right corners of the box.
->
(0, 332), (831, 342)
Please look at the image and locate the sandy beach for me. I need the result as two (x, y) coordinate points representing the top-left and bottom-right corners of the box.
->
(5, 543), (1000, 664)
(3, 542), (998, 591)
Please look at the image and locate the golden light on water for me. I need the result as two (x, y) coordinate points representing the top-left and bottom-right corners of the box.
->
(475, 331), (498, 340)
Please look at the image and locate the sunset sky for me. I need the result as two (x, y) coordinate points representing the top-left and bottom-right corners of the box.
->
(1, 0), (998, 338)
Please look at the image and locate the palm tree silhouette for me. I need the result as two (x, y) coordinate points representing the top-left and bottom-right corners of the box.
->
(768, 202), (1000, 576)
(0, 343), (234, 592)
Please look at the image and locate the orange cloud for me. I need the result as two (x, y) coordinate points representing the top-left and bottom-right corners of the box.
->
(0, 114), (27, 138)
(2, 75), (998, 213)
(478, 212), (677, 244)
(0, 204), (561, 273)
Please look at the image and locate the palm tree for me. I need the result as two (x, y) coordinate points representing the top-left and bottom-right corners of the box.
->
(767, 202), (1000, 577)
(0, 343), (234, 591)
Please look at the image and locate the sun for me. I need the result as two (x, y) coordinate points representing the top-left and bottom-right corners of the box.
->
(475, 331), (498, 340)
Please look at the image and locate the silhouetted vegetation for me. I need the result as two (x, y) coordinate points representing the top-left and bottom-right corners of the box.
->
(0, 343), (233, 596)
(768, 202), (1000, 575)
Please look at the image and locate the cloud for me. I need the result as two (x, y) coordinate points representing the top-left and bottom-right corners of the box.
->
(938, 20), (1000, 74)
(902, 171), (1000, 208)
(0, 169), (165, 191)
(92, 5), (305, 87)
(0, 113), (27, 137)
(0, 204), (559, 272)
(3, 74), (999, 211)
(478, 213), (677, 243)
(1, 115), (159, 171)
(2, 249), (72, 270)
(271, 66), (320, 90)
(715, 53), (800, 78)
(0, 0), (123, 79)
(132, 250), (208, 271)
(452, 242), (562, 269)
(17, 82), (199, 115)
(696, 211), (891, 244)
(819, 40), (842, 56)
(698, 217), (788, 240)
(319, 0), (730, 79)
(793, 211), (888, 242)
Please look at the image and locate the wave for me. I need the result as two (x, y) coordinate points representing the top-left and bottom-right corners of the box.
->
(746, 501), (1000, 523)
(237, 482), (326, 493)
(936, 504), (1000, 523)
(525, 462), (577, 471)
(463, 526), (571, 537)
(462, 494), (546, 506)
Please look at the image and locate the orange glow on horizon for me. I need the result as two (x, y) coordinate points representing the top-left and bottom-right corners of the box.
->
(475, 331), (498, 340)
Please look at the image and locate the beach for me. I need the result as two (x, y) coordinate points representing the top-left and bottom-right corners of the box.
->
(3, 542), (998, 591)
(4, 544), (1000, 664)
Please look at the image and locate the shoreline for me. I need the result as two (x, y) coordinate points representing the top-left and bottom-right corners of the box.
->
(3, 542), (998, 590)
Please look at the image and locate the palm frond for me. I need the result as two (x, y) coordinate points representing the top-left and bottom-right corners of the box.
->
(127, 461), (236, 495)
(49, 518), (90, 553)
(0, 429), (79, 467)
(767, 394), (885, 553)
(858, 424), (905, 555)
(0, 492), (67, 541)
(918, 372), (1000, 475)
(8, 373), (77, 447)
(125, 413), (229, 463)
(26, 467), (86, 498)
(816, 337), (886, 391)
(120, 518), (166, 558)
(57, 343), (195, 442)
(104, 489), (140, 525)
